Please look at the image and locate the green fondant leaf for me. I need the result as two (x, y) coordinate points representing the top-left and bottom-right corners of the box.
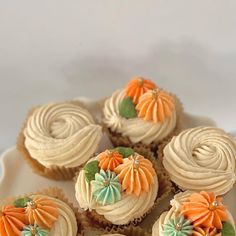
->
(13, 197), (32, 208)
(222, 222), (236, 236)
(114, 147), (134, 158)
(84, 160), (99, 183)
(119, 97), (137, 119)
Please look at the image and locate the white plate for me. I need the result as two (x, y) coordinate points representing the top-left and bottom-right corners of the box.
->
(0, 98), (235, 229)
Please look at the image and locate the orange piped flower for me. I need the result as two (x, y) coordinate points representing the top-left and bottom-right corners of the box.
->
(0, 205), (27, 236)
(25, 197), (59, 229)
(136, 89), (175, 123)
(181, 191), (228, 229)
(98, 150), (123, 171)
(125, 76), (157, 104)
(193, 227), (221, 236)
(114, 153), (156, 196)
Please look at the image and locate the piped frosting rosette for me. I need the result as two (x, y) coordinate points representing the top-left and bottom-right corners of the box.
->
(17, 102), (103, 180)
(152, 191), (236, 236)
(103, 76), (182, 149)
(162, 126), (236, 195)
(75, 147), (170, 226)
(0, 188), (78, 236)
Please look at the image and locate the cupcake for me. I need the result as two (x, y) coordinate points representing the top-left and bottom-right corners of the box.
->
(161, 126), (236, 195)
(103, 76), (183, 152)
(17, 102), (103, 180)
(75, 147), (172, 227)
(0, 188), (81, 236)
(152, 190), (235, 236)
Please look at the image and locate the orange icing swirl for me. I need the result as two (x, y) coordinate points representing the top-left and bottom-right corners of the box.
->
(136, 89), (175, 123)
(125, 76), (157, 104)
(25, 197), (59, 229)
(98, 150), (123, 171)
(181, 191), (228, 229)
(0, 205), (27, 236)
(114, 153), (156, 196)
(193, 227), (221, 236)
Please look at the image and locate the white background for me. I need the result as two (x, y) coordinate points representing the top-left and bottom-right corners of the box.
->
(0, 0), (236, 152)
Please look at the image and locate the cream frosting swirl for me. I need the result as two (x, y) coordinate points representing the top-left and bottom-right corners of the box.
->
(75, 154), (158, 225)
(152, 191), (235, 236)
(163, 126), (236, 195)
(24, 102), (103, 168)
(103, 89), (176, 145)
(31, 194), (77, 236)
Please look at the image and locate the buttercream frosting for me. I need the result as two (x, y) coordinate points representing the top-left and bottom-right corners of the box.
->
(75, 152), (158, 225)
(163, 126), (236, 195)
(103, 89), (176, 145)
(24, 102), (103, 168)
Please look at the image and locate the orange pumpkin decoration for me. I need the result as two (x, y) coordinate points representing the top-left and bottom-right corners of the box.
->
(136, 89), (175, 123)
(25, 197), (59, 229)
(181, 191), (228, 229)
(0, 205), (27, 236)
(98, 150), (123, 171)
(125, 76), (157, 104)
(114, 153), (156, 196)
(193, 227), (221, 236)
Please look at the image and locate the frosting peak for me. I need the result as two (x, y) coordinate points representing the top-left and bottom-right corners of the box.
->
(91, 170), (121, 206)
(181, 191), (228, 229)
(25, 197), (59, 229)
(136, 89), (175, 123)
(98, 150), (123, 171)
(0, 205), (27, 236)
(114, 153), (155, 196)
(125, 76), (157, 104)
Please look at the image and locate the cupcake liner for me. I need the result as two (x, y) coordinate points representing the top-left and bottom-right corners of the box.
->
(0, 187), (89, 236)
(82, 147), (172, 229)
(80, 225), (150, 236)
(102, 225), (151, 236)
(104, 93), (184, 154)
(16, 101), (97, 181)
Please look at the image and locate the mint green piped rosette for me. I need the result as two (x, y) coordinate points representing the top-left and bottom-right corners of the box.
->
(21, 224), (48, 236)
(91, 169), (121, 206)
(162, 216), (193, 236)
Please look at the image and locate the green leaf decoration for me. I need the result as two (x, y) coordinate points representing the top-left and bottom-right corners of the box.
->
(222, 222), (236, 236)
(119, 97), (137, 119)
(84, 160), (99, 183)
(13, 197), (32, 208)
(114, 147), (134, 158)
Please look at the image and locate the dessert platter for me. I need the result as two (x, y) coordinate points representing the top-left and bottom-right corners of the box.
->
(0, 77), (235, 236)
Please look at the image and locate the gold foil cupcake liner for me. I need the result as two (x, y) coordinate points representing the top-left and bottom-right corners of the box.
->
(104, 93), (184, 154)
(17, 101), (96, 181)
(80, 147), (172, 229)
(0, 187), (89, 236)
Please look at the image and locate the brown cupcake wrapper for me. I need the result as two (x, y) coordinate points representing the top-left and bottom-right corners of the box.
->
(16, 101), (99, 181)
(80, 225), (150, 236)
(103, 93), (184, 154)
(79, 147), (172, 229)
(0, 187), (90, 236)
